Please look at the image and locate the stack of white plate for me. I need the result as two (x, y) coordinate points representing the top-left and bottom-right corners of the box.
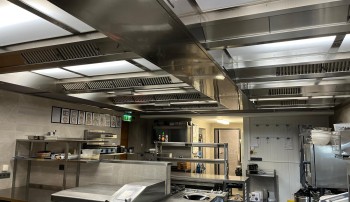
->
(311, 129), (331, 145)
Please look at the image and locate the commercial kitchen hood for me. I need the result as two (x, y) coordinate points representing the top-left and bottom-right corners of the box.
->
(0, 0), (349, 112)
(47, 0), (246, 111)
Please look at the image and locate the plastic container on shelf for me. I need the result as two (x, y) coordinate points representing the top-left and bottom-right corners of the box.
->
(81, 149), (100, 160)
(311, 130), (331, 145)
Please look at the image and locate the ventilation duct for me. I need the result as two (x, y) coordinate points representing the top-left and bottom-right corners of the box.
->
(22, 43), (101, 64)
(60, 76), (175, 92)
(111, 93), (203, 104)
(268, 88), (301, 96)
(276, 61), (350, 76)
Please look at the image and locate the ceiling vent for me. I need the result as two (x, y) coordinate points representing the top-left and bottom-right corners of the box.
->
(61, 83), (87, 91)
(21, 43), (101, 64)
(268, 88), (301, 96)
(141, 77), (172, 85)
(60, 76), (175, 92)
(141, 103), (219, 111)
(111, 93), (203, 104)
(133, 95), (155, 102)
(154, 94), (178, 101)
(281, 100), (307, 106)
(112, 96), (134, 103)
(22, 49), (61, 64)
(276, 61), (350, 76)
(57, 43), (100, 60)
(87, 81), (115, 89)
(113, 78), (142, 88)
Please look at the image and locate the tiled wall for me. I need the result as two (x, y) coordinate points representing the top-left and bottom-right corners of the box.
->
(0, 89), (121, 190)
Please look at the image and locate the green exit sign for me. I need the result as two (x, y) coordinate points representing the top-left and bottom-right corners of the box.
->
(122, 114), (132, 122)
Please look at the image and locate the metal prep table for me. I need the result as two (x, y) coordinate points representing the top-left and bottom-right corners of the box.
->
(51, 180), (166, 202)
(171, 172), (249, 201)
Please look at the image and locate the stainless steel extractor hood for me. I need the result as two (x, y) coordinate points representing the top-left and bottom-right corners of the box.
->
(47, 0), (247, 111)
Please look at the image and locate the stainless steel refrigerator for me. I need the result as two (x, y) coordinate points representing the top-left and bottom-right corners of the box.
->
(304, 144), (348, 189)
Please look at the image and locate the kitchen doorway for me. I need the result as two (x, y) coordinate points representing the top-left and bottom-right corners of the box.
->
(214, 128), (241, 176)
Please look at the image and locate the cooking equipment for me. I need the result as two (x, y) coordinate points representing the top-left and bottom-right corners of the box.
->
(247, 163), (258, 174)
(250, 191), (263, 201)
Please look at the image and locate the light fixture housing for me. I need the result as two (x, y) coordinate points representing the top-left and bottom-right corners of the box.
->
(63, 61), (144, 76)
(217, 119), (230, 125)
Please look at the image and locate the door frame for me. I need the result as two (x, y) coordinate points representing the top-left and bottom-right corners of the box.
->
(214, 128), (241, 175)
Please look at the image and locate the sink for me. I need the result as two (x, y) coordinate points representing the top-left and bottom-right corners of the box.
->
(183, 194), (210, 200)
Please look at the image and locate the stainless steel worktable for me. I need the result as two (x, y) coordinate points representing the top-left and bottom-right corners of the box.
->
(171, 172), (248, 184)
(51, 184), (122, 202)
(171, 172), (249, 202)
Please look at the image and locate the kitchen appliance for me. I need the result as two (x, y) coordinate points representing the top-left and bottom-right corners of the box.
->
(51, 180), (166, 202)
(247, 163), (258, 174)
(83, 130), (119, 155)
(250, 191), (263, 201)
(303, 144), (348, 189)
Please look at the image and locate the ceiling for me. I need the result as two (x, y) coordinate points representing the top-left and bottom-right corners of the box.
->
(0, 0), (350, 114)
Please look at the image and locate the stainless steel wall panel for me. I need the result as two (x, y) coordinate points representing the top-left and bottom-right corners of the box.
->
(269, 6), (348, 32)
(202, 17), (269, 42)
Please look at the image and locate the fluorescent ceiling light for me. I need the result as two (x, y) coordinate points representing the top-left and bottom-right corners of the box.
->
(133, 58), (161, 70)
(0, 1), (70, 46)
(32, 68), (82, 79)
(21, 0), (95, 33)
(335, 95), (350, 98)
(215, 75), (225, 80)
(338, 34), (350, 52)
(63, 61), (144, 76)
(312, 95), (334, 99)
(250, 97), (309, 102)
(0, 1), (37, 28)
(227, 36), (335, 62)
(216, 119), (230, 125)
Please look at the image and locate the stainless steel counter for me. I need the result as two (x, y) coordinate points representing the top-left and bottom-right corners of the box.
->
(51, 184), (226, 202)
(51, 184), (122, 202)
(161, 189), (227, 202)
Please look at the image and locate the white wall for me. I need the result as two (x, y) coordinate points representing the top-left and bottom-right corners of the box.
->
(0, 90), (122, 190)
(243, 115), (330, 202)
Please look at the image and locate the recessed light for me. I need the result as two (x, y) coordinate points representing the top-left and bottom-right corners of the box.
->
(63, 61), (144, 76)
(217, 119), (230, 125)
(32, 68), (82, 79)
(227, 36), (336, 61)
(215, 75), (225, 80)
(21, 0), (95, 33)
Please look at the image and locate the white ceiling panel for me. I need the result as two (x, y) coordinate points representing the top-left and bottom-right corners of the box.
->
(133, 58), (161, 70)
(338, 34), (350, 52)
(21, 0), (95, 33)
(0, 0), (70, 46)
(63, 61), (144, 76)
(32, 68), (82, 79)
(195, 0), (262, 12)
(227, 36), (335, 62)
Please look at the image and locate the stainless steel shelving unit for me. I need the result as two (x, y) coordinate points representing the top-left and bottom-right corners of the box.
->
(155, 141), (229, 178)
(246, 170), (279, 202)
(11, 139), (106, 201)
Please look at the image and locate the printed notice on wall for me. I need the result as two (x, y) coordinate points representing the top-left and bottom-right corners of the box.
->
(251, 138), (259, 147)
(284, 137), (293, 150)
